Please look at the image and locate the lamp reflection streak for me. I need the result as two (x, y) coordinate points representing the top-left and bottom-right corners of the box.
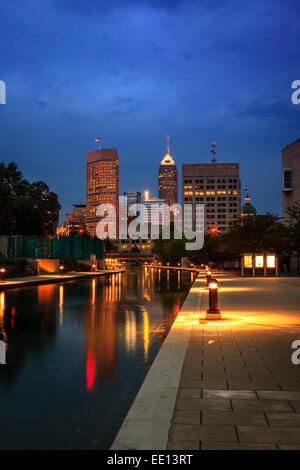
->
(143, 310), (149, 360)
(59, 285), (64, 326)
(0, 291), (7, 346)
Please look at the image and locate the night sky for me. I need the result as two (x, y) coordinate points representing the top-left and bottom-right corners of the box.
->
(0, 0), (299, 222)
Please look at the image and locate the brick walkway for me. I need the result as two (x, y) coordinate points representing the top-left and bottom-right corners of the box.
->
(167, 274), (300, 450)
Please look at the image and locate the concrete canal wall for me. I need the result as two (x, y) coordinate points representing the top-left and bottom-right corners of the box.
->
(111, 273), (203, 450)
(0, 269), (124, 291)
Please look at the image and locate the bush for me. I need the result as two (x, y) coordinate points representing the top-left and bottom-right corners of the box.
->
(59, 257), (90, 272)
(0, 255), (31, 277)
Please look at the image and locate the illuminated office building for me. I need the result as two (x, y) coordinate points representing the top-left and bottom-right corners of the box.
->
(86, 149), (119, 237)
(182, 162), (241, 232)
(142, 191), (166, 226)
(282, 138), (300, 221)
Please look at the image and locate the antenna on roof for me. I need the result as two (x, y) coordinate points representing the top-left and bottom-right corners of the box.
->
(94, 137), (101, 150)
(210, 142), (217, 163)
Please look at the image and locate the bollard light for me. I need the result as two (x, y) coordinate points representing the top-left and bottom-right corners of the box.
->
(92, 264), (96, 272)
(206, 278), (221, 320)
(206, 270), (212, 286)
(59, 265), (64, 276)
(0, 268), (6, 282)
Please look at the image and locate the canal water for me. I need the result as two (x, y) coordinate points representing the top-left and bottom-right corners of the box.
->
(0, 267), (196, 450)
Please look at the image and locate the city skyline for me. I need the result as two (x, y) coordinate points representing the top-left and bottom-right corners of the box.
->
(1, 0), (300, 220)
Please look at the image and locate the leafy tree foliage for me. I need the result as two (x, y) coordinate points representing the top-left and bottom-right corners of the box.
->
(153, 214), (293, 264)
(219, 214), (291, 258)
(0, 162), (61, 236)
(153, 238), (186, 264)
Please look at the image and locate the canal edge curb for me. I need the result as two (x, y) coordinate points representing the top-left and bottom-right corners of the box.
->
(111, 273), (204, 450)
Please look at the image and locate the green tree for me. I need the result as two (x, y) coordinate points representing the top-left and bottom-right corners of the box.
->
(0, 162), (61, 236)
(219, 214), (291, 258)
(152, 238), (186, 265)
(188, 233), (221, 264)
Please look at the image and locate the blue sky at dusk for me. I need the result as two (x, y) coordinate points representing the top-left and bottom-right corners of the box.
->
(0, 0), (299, 221)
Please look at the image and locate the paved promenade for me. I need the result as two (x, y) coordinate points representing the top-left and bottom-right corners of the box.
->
(0, 269), (124, 291)
(167, 273), (300, 450)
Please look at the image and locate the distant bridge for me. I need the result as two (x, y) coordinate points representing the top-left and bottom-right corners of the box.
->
(105, 253), (154, 260)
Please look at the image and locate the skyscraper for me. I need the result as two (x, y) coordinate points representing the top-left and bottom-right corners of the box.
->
(158, 136), (178, 206)
(182, 162), (241, 232)
(123, 191), (142, 214)
(86, 148), (119, 237)
(119, 191), (142, 240)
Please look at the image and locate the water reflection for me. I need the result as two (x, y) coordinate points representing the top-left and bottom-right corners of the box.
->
(0, 291), (7, 347)
(59, 285), (64, 326)
(0, 267), (194, 449)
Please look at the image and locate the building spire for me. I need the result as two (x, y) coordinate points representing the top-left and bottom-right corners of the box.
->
(167, 135), (170, 155)
(244, 186), (250, 203)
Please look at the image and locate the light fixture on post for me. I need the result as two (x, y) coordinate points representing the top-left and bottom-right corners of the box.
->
(206, 278), (221, 320)
(206, 270), (212, 286)
(59, 265), (64, 276)
(0, 268), (5, 282)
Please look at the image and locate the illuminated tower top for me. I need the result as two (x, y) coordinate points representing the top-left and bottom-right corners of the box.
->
(160, 136), (175, 166)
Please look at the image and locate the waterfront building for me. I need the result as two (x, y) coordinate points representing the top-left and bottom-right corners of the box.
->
(282, 138), (300, 221)
(123, 191), (142, 218)
(64, 204), (86, 234)
(158, 136), (178, 206)
(86, 149), (119, 238)
(142, 191), (166, 227)
(182, 161), (241, 232)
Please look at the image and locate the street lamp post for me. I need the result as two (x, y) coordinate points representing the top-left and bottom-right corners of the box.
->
(59, 265), (64, 276)
(0, 268), (5, 282)
(206, 279), (221, 320)
(206, 270), (212, 286)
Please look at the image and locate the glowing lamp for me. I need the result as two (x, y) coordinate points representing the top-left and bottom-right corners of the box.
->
(59, 265), (64, 275)
(206, 278), (221, 320)
(208, 282), (218, 289)
(206, 270), (212, 286)
(0, 267), (5, 282)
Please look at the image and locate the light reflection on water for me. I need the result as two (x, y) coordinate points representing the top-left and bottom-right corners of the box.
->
(0, 267), (196, 450)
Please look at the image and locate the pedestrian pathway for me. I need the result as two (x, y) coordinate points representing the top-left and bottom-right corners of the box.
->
(167, 273), (300, 450)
